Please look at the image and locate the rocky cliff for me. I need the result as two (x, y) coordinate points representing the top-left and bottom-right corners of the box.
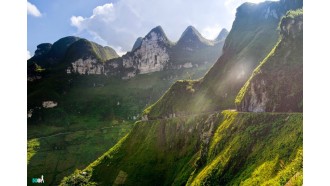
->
(236, 9), (303, 112)
(65, 39), (119, 75)
(121, 26), (171, 75)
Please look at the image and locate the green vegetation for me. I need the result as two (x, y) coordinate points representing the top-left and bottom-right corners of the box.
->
(61, 111), (302, 185)
(143, 79), (202, 119)
(64, 39), (119, 63)
(34, 63), (45, 72)
(188, 111), (302, 185)
(27, 63), (214, 185)
(27, 121), (132, 186)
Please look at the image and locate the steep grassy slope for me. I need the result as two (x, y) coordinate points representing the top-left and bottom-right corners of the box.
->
(144, 0), (303, 118)
(236, 9), (303, 112)
(60, 111), (302, 185)
(187, 111), (302, 185)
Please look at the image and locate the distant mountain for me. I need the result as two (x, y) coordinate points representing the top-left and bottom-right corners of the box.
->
(117, 25), (173, 77)
(27, 37), (119, 79)
(98, 25), (227, 79)
(175, 25), (213, 47)
(118, 25), (227, 78)
(169, 25), (227, 68)
(215, 28), (229, 42)
(28, 26), (227, 79)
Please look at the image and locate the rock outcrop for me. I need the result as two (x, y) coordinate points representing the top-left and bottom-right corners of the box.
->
(122, 26), (171, 74)
(42, 101), (58, 108)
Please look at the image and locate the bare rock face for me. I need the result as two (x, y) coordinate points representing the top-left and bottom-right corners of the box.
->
(239, 80), (269, 112)
(68, 58), (104, 75)
(123, 31), (170, 74)
(183, 62), (193, 68)
(42, 101), (58, 108)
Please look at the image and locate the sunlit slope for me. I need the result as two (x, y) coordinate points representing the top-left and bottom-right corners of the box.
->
(143, 0), (303, 118)
(61, 111), (302, 185)
(236, 9), (303, 112)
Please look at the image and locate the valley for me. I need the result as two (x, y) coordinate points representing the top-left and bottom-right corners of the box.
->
(27, 0), (303, 185)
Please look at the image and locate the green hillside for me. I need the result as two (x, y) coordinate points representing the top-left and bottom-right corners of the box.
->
(61, 111), (302, 185)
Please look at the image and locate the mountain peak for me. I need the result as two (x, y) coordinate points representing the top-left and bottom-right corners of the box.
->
(181, 25), (201, 39)
(177, 25), (211, 46)
(215, 28), (229, 41)
(145, 26), (171, 44)
(147, 25), (166, 36)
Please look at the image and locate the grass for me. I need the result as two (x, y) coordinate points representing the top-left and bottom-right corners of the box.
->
(27, 121), (132, 186)
(61, 111), (303, 185)
(188, 111), (303, 185)
(27, 64), (214, 185)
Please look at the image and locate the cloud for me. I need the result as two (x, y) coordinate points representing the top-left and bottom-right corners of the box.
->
(70, 0), (237, 53)
(27, 1), (42, 17)
(27, 50), (31, 60)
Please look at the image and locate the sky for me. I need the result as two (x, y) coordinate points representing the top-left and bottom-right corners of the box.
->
(27, 0), (268, 58)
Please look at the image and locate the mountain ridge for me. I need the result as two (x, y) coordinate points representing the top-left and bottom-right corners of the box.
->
(28, 25), (227, 79)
